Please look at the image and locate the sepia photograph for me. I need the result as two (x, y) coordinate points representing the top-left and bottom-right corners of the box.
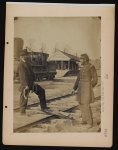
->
(13, 17), (101, 133)
(3, 3), (114, 147)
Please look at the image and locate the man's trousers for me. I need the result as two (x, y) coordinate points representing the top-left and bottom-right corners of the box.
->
(79, 103), (93, 125)
(20, 84), (47, 113)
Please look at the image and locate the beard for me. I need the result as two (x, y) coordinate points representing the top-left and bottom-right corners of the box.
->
(80, 60), (88, 66)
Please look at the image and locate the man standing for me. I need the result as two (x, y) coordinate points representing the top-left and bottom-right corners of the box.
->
(18, 49), (49, 115)
(72, 53), (98, 127)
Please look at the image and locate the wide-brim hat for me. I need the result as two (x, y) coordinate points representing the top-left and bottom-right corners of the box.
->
(20, 49), (28, 56)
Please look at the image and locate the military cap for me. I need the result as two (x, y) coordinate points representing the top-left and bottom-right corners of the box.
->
(80, 53), (89, 62)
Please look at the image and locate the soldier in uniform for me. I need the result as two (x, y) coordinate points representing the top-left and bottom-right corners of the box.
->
(18, 49), (49, 115)
(72, 53), (98, 126)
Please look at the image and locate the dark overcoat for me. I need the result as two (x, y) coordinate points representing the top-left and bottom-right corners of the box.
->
(73, 63), (98, 104)
(18, 60), (35, 90)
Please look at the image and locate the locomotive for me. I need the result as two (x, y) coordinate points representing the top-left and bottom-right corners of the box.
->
(14, 37), (57, 81)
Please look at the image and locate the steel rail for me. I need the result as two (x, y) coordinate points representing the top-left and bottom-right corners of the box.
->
(14, 105), (78, 133)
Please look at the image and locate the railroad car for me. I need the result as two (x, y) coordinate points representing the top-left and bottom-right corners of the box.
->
(14, 37), (57, 81)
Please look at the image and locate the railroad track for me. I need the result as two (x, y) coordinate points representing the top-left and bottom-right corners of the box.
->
(14, 105), (78, 133)
(14, 93), (78, 132)
(14, 92), (101, 133)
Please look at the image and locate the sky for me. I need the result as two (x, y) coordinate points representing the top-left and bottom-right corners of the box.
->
(14, 17), (101, 59)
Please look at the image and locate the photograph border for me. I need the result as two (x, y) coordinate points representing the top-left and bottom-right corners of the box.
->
(3, 3), (114, 147)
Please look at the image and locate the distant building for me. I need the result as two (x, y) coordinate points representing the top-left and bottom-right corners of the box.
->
(48, 49), (79, 71)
